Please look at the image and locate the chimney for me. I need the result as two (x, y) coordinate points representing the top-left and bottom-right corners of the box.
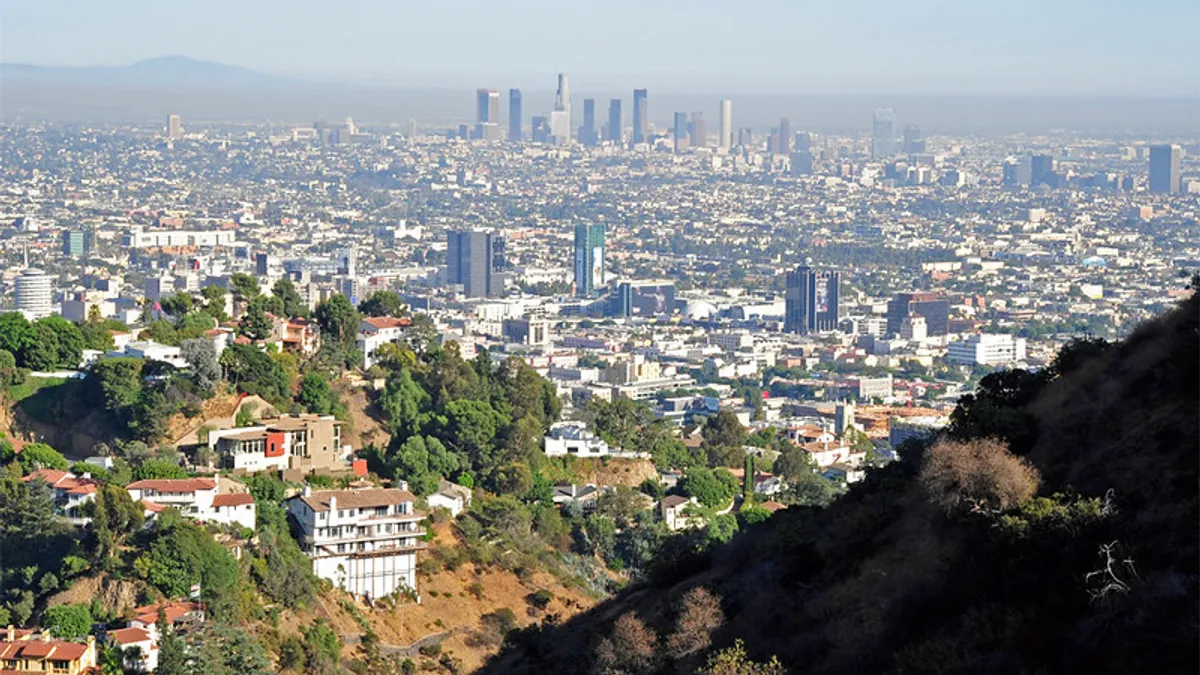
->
(6, 625), (14, 642)
(328, 495), (337, 515)
(302, 484), (312, 497)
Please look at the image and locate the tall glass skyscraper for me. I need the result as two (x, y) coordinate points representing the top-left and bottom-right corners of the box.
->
(871, 108), (897, 160)
(447, 230), (506, 298)
(573, 224), (605, 297)
(632, 89), (648, 144)
(508, 89), (522, 141)
(1149, 144), (1181, 194)
(607, 99), (623, 142)
(785, 263), (840, 334)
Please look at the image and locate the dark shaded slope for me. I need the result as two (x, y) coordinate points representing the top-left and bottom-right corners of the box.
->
(481, 292), (1199, 675)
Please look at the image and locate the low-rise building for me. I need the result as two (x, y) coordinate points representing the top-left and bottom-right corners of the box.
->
(426, 479), (472, 517)
(946, 333), (1028, 366)
(21, 469), (99, 522)
(660, 495), (702, 531)
(126, 476), (256, 531)
(544, 422), (613, 458)
(207, 414), (349, 475)
(358, 316), (412, 369)
(0, 629), (97, 675)
(286, 486), (426, 601)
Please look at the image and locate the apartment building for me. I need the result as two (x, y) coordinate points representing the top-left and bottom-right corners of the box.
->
(286, 486), (426, 601)
(358, 316), (412, 369)
(207, 414), (349, 474)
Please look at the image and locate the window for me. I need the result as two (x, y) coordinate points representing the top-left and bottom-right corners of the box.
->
(337, 544), (346, 553)
(338, 510), (344, 519)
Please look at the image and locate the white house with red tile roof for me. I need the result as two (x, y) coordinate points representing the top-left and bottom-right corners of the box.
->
(107, 626), (156, 672)
(126, 475), (256, 531)
(21, 469), (99, 523)
(358, 316), (412, 369)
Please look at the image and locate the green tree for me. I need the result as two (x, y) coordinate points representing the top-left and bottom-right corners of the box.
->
(229, 273), (261, 302)
(90, 482), (144, 562)
(357, 290), (408, 317)
(296, 372), (341, 416)
(200, 285), (229, 322)
(143, 514), (240, 616)
(302, 619), (342, 674)
(271, 277), (307, 318)
(237, 299), (273, 341)
(314, 294), (360, 346)
(89, 357), (144, 413)
(702, 410), (748, 467)
(378, 367), (431, 439)
(679, 467), (738, 509)
(23, 322), (62, 371)
(155, 610), (187, 675)
(0, 313), (36, 366)
(772, 446), (816, 482)
(159, 293), (194, 317)
(17, 442), (70, 472)
(389, 435), (460, 496)
(220, 344), (291, 403)
(36, 316), (86, 368)
(42, 604), (92, 639)
(180, 338), (220, 391)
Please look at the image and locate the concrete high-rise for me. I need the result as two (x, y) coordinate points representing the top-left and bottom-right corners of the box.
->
(632, 89), (648, 144)
(15, 268), (54, 319)
(902, 124), (925, 154)
(549, 73), (571, 143)
(447, 230), (506, 298)
(574, 224), (606, 297)
(1149, 144), (1182, 194)
(785, 263), (840, 334)
(871, 108), (897, 159)
(1030, 154), (1056, 187)
(718, 100), (733, 150)
(607, 99), (623, 142)
(508, 89), (522, 141)
(886, 293), (950, 336)
(690, 111), (707, 148)
(167, 114), (182, 139)
(673, 112), (689, 152)
(778, 118), (791, 155)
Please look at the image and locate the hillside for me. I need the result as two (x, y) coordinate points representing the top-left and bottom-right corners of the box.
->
(482, 291), (1199, 675)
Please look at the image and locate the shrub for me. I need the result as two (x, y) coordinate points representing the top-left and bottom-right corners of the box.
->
(527, 589), (553, 609)
(594, 612), (659, 674)
(919, 438), (1039, 515)
(666, 586), (725, 660)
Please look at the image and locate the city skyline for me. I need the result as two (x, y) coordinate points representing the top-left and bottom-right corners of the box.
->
(2, 1), (1197, 96)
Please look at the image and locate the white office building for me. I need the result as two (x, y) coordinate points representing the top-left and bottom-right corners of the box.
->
(287, 486), (425, 601)
(947, 333), (1028, 366)
(15, 268), (54, 319)
(122, 226), (236, 249)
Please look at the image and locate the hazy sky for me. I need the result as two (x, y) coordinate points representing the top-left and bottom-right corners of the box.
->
(2, 0), (1197, 96)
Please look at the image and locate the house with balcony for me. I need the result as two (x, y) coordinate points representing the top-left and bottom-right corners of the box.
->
(286, 485), (426, 601)
(125, 476), (256, 530)
(0, 628), (97, 675)
(357, 316), (412, 369)
(207, 414), (349, 475)
(21, 469), (99, 523)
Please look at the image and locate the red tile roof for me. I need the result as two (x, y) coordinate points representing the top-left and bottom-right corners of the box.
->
(131, 601), (203, 626)
(362, 316), (411, 330)
(126, 478), (216, 492)
(211, 493), (254, 507)
(108, 627), (151, 645)
(21, 468), (100, 494)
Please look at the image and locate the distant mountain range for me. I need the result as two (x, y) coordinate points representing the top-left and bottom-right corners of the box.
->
(0, 55), (298, 89)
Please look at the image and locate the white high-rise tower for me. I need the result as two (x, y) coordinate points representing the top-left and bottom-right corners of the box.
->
(719, 99), (733, 150)
(549, 73), (571, 143)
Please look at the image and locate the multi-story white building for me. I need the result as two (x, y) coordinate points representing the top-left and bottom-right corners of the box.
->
(286, 486), (425, 601)
(544, 422), (613, 457)
(126, 476), (256, 531)
(357, 316), (412, 369)
(947, 333), (1028, 366)
(122, 226), (236, 249)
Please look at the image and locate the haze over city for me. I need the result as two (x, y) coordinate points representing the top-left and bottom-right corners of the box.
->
(0, 2), (1195, 675)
